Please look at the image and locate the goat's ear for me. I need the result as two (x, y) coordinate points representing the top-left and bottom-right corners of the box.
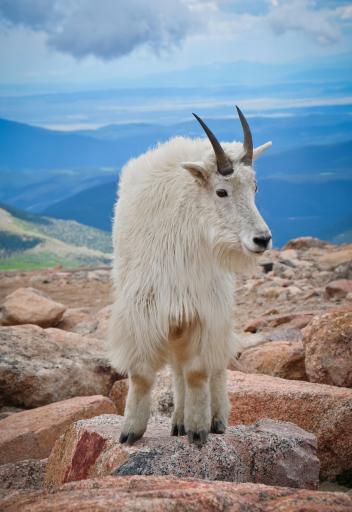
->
(253, 141), (272, 160)
(181, 161), (208, 184)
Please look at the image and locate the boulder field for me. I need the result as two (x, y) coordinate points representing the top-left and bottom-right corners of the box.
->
(0, 236), (351, 508)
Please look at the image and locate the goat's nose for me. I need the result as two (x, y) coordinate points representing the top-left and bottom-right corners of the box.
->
(253, 234), (272, 250)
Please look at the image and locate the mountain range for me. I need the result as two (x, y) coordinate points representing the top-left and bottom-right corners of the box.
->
(1, 106), (351, 250)
(0, 203), (112, 270)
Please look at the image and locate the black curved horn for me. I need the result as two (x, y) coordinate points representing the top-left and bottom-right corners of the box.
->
(192, 113), (233, 176)
(236, 105), (253, 166)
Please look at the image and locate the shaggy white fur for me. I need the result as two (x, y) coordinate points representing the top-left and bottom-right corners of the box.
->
(108, 130), (272, 445)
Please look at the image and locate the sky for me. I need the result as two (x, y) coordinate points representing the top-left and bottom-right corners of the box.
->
(0, 0), (352, 91)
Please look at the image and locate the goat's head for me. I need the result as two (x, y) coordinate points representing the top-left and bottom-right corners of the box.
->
(182, 106), (272, 265)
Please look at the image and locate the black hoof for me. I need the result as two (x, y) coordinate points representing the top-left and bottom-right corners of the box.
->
(119, 431), (143, 445)
(187, 430), (208, 447)
(171, 424), (186, 436)
(211, 419), (226, 434)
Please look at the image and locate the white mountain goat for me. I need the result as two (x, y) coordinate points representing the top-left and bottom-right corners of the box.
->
(108, 107), (272, 446)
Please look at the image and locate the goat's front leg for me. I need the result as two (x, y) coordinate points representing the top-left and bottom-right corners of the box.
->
(184, 360), (211, 447)
(210, 369), (229, 434)
(120, 368), (155, 445)
(171, 363), (186, 436)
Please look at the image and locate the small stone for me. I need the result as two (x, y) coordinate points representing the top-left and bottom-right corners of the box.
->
(259, 286), (286, 299)
(57, 308), (93, 332)
(284, 237), (330, 250)
(244, 311), (314, 333)
(0, 288), (66, 327)
(286, 285), (302, 298)
(325, 280), (352, 299)
(318, 247), (352, 270)
(280, 249), (298, 260)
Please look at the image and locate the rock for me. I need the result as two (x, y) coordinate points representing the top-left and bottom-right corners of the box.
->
(259, 285), (286, 299)
(303, 310), (352, 387)
(244, 311), (314, 333)
(259, 261), (273, 273)
(58, 305), (112, 340)
(284, 237), (330, 250)
(280, 249), (299, 260)
(334, 261), (352, 280)
(318, 247), (352, 270)
(111, 364), (352, 480)
(57, 307), (93, 332)
(265, 327), (303, 342)
(0, 459), (47, 498)
(238, 341), (307, 380)
(282, 268), (295, 279)
(90, 304), (112, 339)
(0, 396), (116, 465)
(2, 476), (352, 512)
(44, 415), (319, 490)
(0, 406), (24, 421)
(228, 371), (352, 479)
(109, 368), (174, 418)
(0, 324), (121, 407)
(0, 287), (66, 327)
(286, 285), (302, 299)
(109, 379), (128, 415)
(325, 279), (352, 299)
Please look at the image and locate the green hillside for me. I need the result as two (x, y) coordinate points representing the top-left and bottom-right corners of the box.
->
(0, 203), (112, 271)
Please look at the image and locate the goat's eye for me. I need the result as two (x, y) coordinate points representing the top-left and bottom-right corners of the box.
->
(255, 182), (258, 193)
(216, 189), (228, 198)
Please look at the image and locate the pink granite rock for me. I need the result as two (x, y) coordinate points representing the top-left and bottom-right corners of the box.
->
(227, 371), (352, 479)
(0, 324), (120, 407)
(44, 414), (319, 490)
(2, 476), (352, 512)
(318, 246), (352, 270)
(244, 311), (314, 333)
(0, 395), (116, 464)
(237, 341), (307, 380)
(0, 287), (66, 327)
(303, 310), (352, 387)
(325, 280), (352, 299)
(0, 459), (47, 498)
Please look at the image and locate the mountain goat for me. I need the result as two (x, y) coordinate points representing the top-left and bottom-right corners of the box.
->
(108, 107), (272, 446)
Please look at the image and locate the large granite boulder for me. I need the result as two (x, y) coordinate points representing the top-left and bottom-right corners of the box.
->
(0, 324), (120, 407)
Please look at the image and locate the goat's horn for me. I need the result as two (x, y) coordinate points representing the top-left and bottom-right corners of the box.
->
(192, 113), (233, 176)
(236, 106), (253, 166)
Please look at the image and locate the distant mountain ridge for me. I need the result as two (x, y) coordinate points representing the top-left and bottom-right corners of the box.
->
(1, 111), (352, 247)
(0, 203), (112, 270)
(43, 174), (352, 247)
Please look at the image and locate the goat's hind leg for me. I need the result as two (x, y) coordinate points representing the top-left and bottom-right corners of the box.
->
(184, 360), (211, 447)
(170, 363), (186, 436)
(120, 366), (155, 445)
(210, 369), (229, 434)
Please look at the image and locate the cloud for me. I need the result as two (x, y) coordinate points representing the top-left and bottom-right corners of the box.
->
(0, 0), (349, 62)
(0, 0), (61, 30)
(0, 0), (198, 59)
(266, 0), (341, 45)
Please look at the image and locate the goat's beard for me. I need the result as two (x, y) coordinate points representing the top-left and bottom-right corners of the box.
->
(213, 241), (258, 275)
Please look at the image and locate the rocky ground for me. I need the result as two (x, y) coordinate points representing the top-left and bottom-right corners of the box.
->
(0, 236), (351, 510)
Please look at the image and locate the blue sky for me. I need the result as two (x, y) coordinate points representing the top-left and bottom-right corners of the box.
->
(0, 0), (352, 91)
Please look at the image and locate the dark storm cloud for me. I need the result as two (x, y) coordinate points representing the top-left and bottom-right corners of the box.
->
(0, 0), (60, 30)
(0, 0), (198, 59)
